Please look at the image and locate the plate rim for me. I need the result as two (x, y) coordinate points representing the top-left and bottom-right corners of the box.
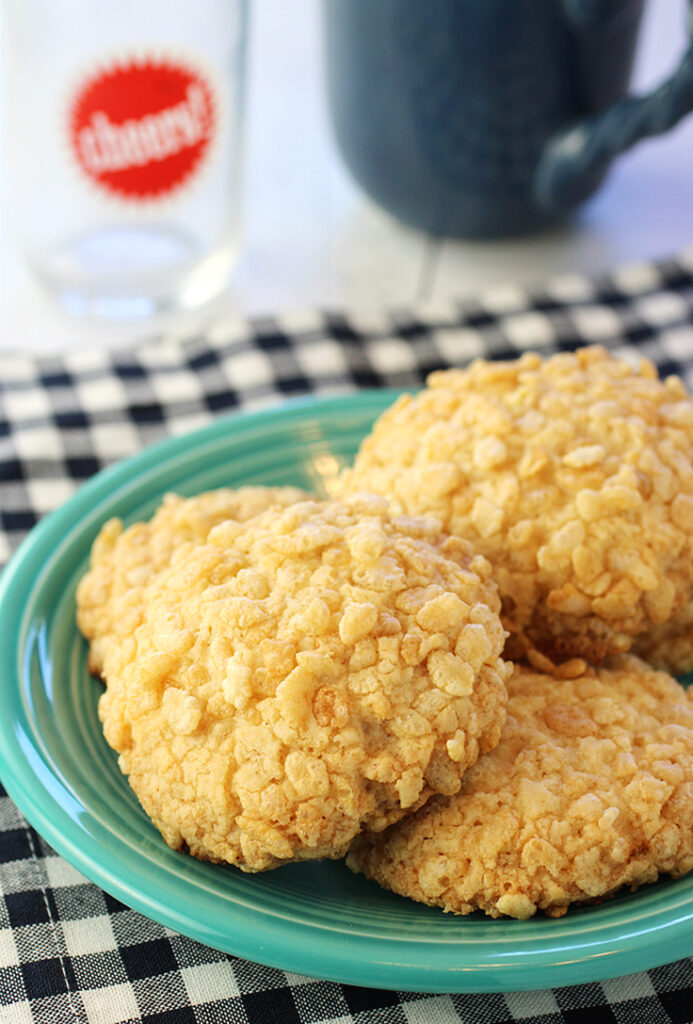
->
(1, 390), (693, 994)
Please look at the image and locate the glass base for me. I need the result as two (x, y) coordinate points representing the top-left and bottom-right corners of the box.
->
(29, 223), (239, 320)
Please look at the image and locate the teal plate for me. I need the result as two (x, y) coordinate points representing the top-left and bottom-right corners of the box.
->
(1, 392), (692, 993)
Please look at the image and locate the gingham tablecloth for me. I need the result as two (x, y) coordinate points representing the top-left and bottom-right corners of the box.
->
(2, 255), (693, 1024)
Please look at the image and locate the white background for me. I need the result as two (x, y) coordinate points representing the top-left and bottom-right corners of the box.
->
(2, 0), (692, 354)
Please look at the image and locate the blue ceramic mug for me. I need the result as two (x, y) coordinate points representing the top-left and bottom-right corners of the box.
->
(324, 0), (693, 237)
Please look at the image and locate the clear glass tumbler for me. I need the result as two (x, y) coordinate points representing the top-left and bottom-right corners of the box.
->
(2, 0), (247, 318)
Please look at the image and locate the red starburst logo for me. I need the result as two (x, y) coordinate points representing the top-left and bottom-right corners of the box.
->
(69, 55), (216, 201)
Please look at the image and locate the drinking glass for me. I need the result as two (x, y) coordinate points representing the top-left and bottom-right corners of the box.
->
(2, 0), (247, 317)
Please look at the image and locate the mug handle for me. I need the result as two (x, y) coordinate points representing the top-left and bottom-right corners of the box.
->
(560, 0), (639, 27)
(533, 0), (693, 211)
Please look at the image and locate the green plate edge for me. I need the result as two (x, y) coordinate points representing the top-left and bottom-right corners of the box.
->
(0, 390), (692, 993)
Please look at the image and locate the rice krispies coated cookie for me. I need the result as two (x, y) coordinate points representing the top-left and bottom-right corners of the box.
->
(348, 654), (693, 919)
(334, 346), (693, 669)
(77, 486), (309, 675)
(634, 597), (693, 675)
(95, 495), (511, 871)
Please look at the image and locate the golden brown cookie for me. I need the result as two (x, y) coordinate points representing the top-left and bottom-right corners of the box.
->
(76, 486), (309, 674)
(348, 655), (693, 919)
(634, 597), (693, 676)
(335, 346), (693, 667)
(95, 495), (510, 871)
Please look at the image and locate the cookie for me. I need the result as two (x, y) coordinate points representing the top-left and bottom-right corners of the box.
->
(335, 346), (693, 668)
(77, 486), (308, 674)
(348, 655), (693, 918)
(94, 496), (510, 871)
(634, 598), (693, 676)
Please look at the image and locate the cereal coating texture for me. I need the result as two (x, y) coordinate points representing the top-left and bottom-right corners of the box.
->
(77, 486), (309, 674)
(348, 655), (693, 919)
(97, 496), (510, 871)
(335, 346), (693, 666)
(634, 597), (693, 676)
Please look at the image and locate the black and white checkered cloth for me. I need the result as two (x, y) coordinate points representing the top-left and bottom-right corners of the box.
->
(2, 254), (693, 1024)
